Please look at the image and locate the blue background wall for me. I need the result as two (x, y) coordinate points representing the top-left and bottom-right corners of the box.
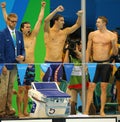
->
(1, 0), (120, 31)
(50, 0), (120, 32)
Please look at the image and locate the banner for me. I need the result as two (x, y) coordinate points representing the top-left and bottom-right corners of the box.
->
(40, 63), (50, 73)
(17, 64), (28, 85)
(87, 63), (97, 82)
(116, 63), (120, 68)
(63, 63), (74, 82)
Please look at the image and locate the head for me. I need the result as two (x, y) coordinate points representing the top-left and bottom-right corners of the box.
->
(77, 40), (82, 51)
(20, 22), (31, 36)
(96, 16), (108, 30)
(69, 38), (81, 59)
(52, 14), (64, 29)
(7, 13), (18, 30)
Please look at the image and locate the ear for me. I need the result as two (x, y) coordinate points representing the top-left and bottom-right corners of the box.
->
(21, 28), (24, 32)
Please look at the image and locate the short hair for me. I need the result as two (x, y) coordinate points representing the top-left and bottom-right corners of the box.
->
(52, 14), (63, 24)
(20, 21), (30, 32)
(98, 16), (108, 25)
(7, 13), (18, 21)
(50, 14), (63, 27)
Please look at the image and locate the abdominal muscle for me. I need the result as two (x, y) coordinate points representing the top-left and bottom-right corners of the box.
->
(92, 43), (111, 61)
(45, 49), (63, 62)
(23, 49), (35, 63)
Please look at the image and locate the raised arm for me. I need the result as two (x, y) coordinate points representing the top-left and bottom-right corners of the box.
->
(64, 10), (83, 35)
(1, 2), (7, 22)
(44, 5), (64, 32)
(32, 1), (46, 37)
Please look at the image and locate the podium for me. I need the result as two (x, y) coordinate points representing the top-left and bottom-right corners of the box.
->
(28, 82), (71, 118)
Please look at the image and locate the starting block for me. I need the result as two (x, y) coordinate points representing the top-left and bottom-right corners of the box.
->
(28, 82), (71, 117)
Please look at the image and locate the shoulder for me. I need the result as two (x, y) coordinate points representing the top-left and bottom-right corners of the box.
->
(107, 30), (115, 36)
(61, 28), (68, 35)
(107, 30), (113, 34)
(0, 32), (3, 40)
(16, 30), (22, 34)
(16, 31), (23, 38)
(89, 30), (97, 35)
(1, 28), (8, 37)
(108, 30), (117, 39)
(0, 31), (3, 37)
(88, 30), (96, 38)
(1, 27), (8, 33)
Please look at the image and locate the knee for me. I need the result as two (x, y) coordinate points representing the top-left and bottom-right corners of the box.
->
(88, 83), (96, 92)
(101, 83), (108, 92)
(18, 86), (25, 94)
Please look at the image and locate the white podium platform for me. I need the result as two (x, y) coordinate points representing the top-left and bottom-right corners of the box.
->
(0, 115), (118, 122)
(28, 82), (71, 118)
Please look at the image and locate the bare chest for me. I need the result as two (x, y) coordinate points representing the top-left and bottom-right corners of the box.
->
(93, 34), (111, 45)
(24, 38), (36, 49)
(51, 31), (66, 40)
(46, 32), (66, 46)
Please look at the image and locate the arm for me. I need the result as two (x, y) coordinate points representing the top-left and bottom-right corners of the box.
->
(32, 1), (46, 37)
(64, 10), (83, 35)
(74, 44), (82, 60)
(63, 43), (70, 63)
(0, 32), (7, 75)
(16, 33), (25, 62)
(111, 33), (118, 56)
(86, 32), (93, 63)
(44, 5), (64, 32)
(0, 2), (7, 22)
(0, 32), (6, 63)
(63, 50), (69, 63)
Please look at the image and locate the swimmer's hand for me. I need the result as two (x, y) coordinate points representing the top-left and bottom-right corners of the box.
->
(16, 55), (24, 62)
(1, 2), (6, 8)
(41, 1), (46, 7)
(76, 10), (83, 16)
(56, 5), (64, 12)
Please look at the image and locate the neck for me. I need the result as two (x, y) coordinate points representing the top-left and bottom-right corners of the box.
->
(8, 26), (15, 31)
(52, 24), (61, 31)
(23, 32), (31, 37)
(99, 27), (107, 33)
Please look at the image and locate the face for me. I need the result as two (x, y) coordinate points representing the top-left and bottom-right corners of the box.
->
(78, 43), (82, 51)
(76, 40), (81, 51)
(22, 23), (31, 36)
(56, 17), (64, 29)
(96, 18), (105, 30)
(7, 17), (17, 30)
